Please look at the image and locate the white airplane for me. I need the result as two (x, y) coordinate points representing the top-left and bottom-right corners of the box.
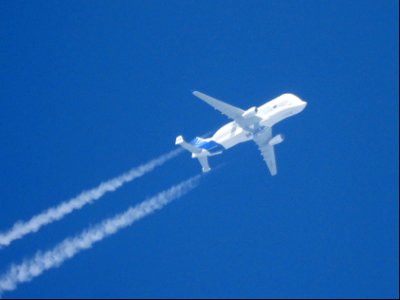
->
(175, 91), (307, 175)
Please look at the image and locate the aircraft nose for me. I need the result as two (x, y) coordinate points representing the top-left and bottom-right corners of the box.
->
(297, 100), (307, 111)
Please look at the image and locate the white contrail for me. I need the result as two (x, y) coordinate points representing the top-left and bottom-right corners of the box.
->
(0, 149), (182, 249)
(0, 175), (200, 296)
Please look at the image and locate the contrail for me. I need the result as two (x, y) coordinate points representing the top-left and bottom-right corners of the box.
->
(0, 149), (182, 249)
(0, 175), (200, 296)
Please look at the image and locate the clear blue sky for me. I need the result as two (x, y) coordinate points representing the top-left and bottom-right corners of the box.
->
(0, 0), (398, 298)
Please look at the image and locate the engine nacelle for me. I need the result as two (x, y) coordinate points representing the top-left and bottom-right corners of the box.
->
(242, 106), (258, 119)
(268, 134), (284, 146)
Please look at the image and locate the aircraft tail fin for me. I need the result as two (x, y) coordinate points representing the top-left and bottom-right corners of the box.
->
(175, 135), (202, 154)
(175, 135), (211, 172)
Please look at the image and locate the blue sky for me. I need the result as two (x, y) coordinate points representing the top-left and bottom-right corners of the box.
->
(0, 0), (398, 298)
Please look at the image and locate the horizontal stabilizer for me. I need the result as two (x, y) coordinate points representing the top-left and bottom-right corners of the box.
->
(175, 135), (202, 154)
(176, 135), (211, 172)
(198, 156), (211, 172)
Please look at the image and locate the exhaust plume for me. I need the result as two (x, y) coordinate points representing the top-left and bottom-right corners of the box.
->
(0, 175), (199, 296)
(0, 149), (182, 249)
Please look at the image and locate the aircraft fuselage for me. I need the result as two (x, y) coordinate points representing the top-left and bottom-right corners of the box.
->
(176, 91), (307, 174)
(196, 93), (307, 155)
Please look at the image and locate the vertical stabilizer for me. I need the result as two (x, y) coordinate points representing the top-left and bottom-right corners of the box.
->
(175, 135), (202, 154)
(175, 135), (211, 172)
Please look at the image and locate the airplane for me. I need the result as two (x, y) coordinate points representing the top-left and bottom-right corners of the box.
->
(175, 91), (307, 175)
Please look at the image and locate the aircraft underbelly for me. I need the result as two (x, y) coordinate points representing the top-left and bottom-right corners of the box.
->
(260, 108), (297, 127)
(177, 91), (307, 174)
(213, 130), (250, 149)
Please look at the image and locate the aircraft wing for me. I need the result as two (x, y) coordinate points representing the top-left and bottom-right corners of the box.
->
(253, 127), (277, 176)
(192, 91), (245, 120)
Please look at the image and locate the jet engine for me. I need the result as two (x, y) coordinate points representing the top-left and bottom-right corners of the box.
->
(242, 106), (258, 119)
(268, 134), (284, 146)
